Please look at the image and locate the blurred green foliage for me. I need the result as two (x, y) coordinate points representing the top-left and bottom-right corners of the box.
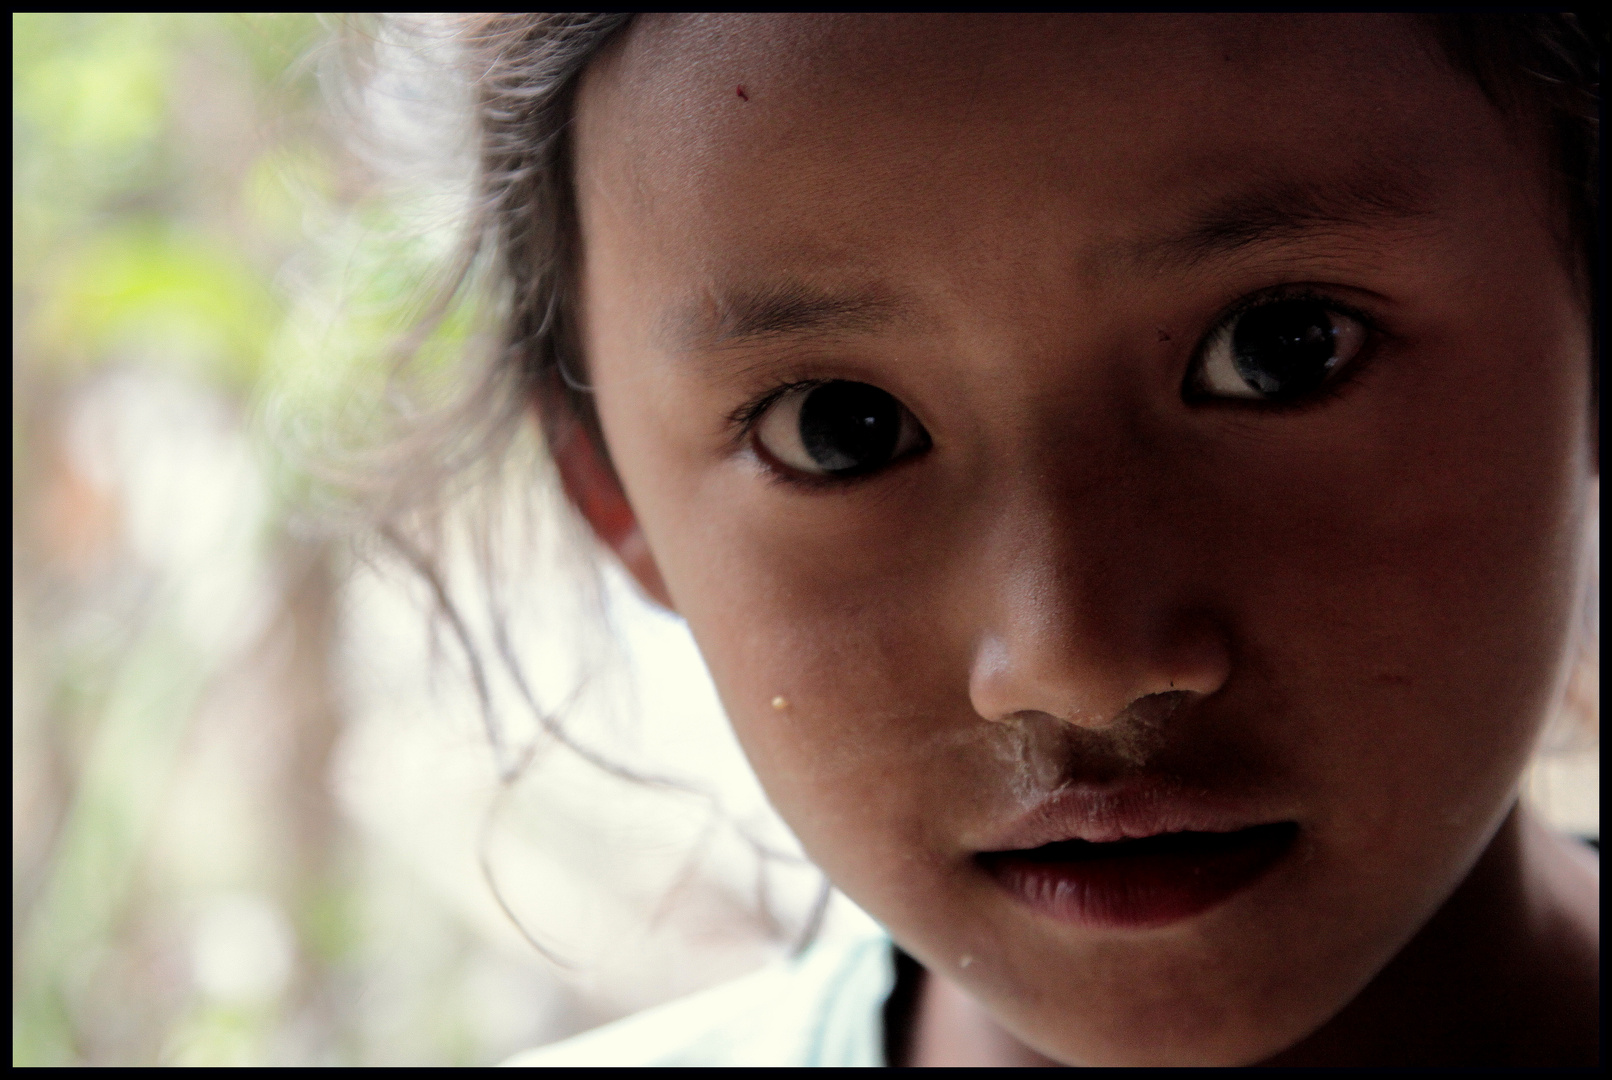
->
(13, 13), (470, 465)
(15, 14), (313, 379)
(12, 13), (486, 1066)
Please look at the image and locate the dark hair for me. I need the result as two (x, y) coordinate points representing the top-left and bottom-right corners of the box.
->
(1423, 13), (1603, 410)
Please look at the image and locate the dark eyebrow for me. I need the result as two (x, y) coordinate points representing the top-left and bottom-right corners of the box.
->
(1136, 168), (1440, 270)
(663, 281), (908, 352)
(665, 172), (1436, 355)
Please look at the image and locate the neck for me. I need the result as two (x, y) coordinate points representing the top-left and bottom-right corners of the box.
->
(901, 803), (1598, 1067)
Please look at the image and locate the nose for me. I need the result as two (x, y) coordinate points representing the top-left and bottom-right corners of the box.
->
(966, 525), (1230, 732)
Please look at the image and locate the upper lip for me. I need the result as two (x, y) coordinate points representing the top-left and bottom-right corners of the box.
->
(978, 776), (1286, 852)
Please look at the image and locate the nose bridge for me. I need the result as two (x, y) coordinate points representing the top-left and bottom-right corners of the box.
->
(974, 485), (1145, 713)
(966, 437), (1226, 728)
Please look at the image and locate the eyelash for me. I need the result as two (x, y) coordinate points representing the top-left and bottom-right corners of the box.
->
(728, 378), (824, 435)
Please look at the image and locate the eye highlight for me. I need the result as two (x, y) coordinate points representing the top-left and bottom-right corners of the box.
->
(1189, 296), (1368, 403)
(752, 380), (929, 479)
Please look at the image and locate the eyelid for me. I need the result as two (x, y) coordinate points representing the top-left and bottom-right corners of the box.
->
(1204, 285), (1381, 341)
(729, 378), (826, 431)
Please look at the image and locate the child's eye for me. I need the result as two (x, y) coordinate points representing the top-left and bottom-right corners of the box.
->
(753, 380), (930, 479)
(1188, 297), (1368, 403)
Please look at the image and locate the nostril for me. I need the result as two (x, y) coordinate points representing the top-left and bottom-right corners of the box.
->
(1119, 689), (1196, 727)
(999, 691), (1195, 731)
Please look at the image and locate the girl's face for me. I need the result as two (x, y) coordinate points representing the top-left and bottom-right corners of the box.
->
(569, 14), (1595, 1066)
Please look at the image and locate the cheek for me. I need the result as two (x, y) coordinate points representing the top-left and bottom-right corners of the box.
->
(1189, 295), (1591, 867)
(621, 454), (1052, 924)
(594, 371), (983, 805)
(661, 494), (991, 855)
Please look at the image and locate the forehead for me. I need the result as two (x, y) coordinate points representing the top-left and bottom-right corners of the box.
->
(572, 14), (1510, 325)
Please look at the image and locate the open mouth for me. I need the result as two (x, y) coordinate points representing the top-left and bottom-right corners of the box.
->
(978, 821), (1299, 930)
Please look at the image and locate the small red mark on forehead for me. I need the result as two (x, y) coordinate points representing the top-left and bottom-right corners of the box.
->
(736, 85), (749, 101)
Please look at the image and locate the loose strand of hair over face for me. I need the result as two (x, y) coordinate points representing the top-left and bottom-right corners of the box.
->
(325, 12), (823, 965)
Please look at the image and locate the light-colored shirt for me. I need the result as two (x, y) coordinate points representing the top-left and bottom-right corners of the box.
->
(502, 930), (896, 1067)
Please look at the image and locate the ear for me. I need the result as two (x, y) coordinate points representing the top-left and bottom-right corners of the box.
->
(550, 412), (676, 611)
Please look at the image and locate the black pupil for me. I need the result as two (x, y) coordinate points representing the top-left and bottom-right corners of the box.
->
(799, 381), (902, 475)
(1231, 300), (1338, 400)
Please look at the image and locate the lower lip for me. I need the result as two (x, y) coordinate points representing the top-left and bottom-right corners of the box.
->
(979, 822), (1298, 930)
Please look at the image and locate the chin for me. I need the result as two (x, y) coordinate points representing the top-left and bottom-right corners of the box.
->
(980, 922), (1352, 1067)
(1019, 1001), (1326, 1068)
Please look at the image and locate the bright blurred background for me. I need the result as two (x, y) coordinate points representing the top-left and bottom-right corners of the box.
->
(11, 12), (1599, 1067)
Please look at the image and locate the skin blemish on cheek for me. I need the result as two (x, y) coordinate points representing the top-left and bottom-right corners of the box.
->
(960, 954), (974, 969)
(736, 85), (749, 101)
(1157, 327), (1172, 342)
(771, 695), (790, 711)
